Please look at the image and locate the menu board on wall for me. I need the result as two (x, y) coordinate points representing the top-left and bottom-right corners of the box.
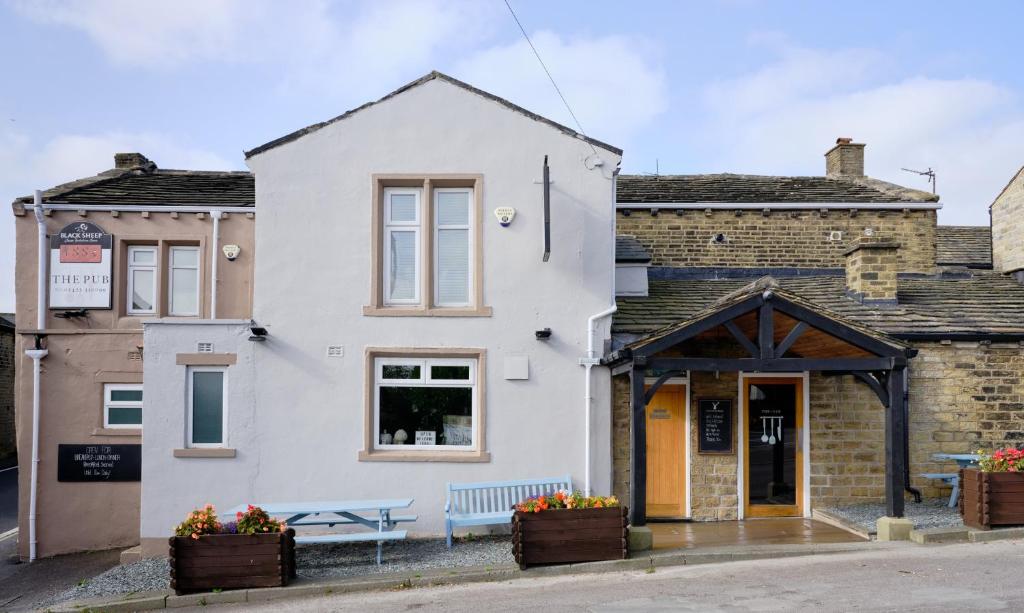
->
(697, 399), (733, 454)
(49, 221), (113, 309)
(57, 444), (141, 482)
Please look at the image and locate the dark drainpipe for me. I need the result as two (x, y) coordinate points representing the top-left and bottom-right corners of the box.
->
(903, 368), (922, 503)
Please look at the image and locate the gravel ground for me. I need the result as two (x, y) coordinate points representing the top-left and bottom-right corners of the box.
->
(43, 536), (513, 608)
(822, 499), (964, 534)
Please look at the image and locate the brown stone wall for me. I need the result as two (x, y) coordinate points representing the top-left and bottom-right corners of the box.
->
(616, 208), (936, 273)
(688, 372), (739, 521)
(611, 375), (630, 505)
(844, 240), (899, 302)
(809, 374), (885, 506)
(0, 328), (14, 460)
(909, 342), (1024, 498)
(992, 170), (1024, 273)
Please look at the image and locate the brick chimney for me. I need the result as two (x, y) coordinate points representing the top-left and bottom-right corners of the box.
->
(844, 236), (900, 304)
(825, 138), (865, 177)
(114, 152), (155, 170)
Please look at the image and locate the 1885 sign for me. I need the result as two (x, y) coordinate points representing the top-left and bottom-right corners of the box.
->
(49, 221), (113, 309)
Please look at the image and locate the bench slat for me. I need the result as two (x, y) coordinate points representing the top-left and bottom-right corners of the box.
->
(294, 531), (407, 545)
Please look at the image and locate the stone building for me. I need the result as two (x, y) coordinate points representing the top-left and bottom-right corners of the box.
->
(609, 139), (1024, 530)
(0, 313), (14, 461)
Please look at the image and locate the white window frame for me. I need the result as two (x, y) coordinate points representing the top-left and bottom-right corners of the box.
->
(126, 245), (157, 315)
(187, 366), (228, 448)
(103, 383), (143, 429)
(168, 246), (201, 316)
(382, 188), (422, 306)
(373, 356), (476, 451)
(433, 187), (474, 307)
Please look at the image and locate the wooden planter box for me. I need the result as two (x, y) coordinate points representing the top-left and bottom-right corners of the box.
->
(512, 507), (628, 569)
(960, 469), (1024, 530)
(169, 529), (296, 595)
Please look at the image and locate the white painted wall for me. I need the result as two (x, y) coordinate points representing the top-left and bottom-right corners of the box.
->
(141, 78), (620, 539)
(615, 264), (649, 296)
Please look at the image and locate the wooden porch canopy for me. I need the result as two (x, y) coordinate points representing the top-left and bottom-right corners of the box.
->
(606, 277), (917, 526)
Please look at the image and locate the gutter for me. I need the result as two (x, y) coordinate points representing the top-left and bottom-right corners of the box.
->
(15, 203), (254, 214)
(616, 202), (942, 211)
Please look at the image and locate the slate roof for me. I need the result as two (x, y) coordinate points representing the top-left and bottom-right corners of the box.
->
(0, 313), (13, 330)
(616, 235), (652, 263)
(245, 71), (622, 159)
(13, 166), (254, 207)
(616, 174), (939, 204)
(936, 226), (992, 268)
(614, 272), (1024, 338)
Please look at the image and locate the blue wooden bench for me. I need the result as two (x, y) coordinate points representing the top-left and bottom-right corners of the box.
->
(921, 473), (960, 508)
(445, 475), (572, 547)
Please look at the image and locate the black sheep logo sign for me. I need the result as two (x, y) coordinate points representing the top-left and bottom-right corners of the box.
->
(49, 221), (113, 309)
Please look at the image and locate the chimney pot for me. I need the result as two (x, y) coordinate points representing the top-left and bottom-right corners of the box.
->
(825, 138), (865, 177)
(114, 152), (155, 171)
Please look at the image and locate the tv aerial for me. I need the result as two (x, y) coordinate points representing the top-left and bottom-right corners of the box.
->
(901, 167), (936, 194)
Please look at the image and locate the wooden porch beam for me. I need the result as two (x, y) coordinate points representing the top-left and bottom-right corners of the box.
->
(724, 320), (759, 358)
(772, 299), (905, 358)
(851, 371), (889, 407)
(775, 321), (808, 358)
(885, 366), (907, 518)
(644, 370), (686, 405)
(647, 356), (901, 372)
(629, 364), (647, 526)
(634, 294), (764, 357)
(758, 302), (774, 360)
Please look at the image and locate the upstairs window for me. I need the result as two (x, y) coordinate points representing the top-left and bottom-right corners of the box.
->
(383, 188), (421, 305)
(434, 189), (472, 307)
(103, 384), (143, 428)
(126, 246), (157, 315)
(169, 246), (200, 316)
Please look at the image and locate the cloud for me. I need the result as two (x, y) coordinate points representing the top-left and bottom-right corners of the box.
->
(0, 127), (234, 310)
(453, 31), (668, 150)
(696, 40), (1024, 224)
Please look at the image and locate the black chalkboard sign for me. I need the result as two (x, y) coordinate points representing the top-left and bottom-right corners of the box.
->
(698, 399), (734, 454)
(57, 444), (141, 482)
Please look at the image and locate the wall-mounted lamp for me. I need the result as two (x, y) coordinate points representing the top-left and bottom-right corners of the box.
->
(248, 325), (268, 342)
(535, 328), (552, 341)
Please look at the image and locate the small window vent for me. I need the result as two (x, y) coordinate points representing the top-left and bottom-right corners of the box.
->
(197, 342), (214, 353)
(326, 345), (344, 358)
(828, 231), (843, 241)
(127, 351), (143, 361)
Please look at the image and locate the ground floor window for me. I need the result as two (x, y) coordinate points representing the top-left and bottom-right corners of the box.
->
(374, 357), (476, 450)
(187, 366), (227, 447)
(103, 383), (143, 428)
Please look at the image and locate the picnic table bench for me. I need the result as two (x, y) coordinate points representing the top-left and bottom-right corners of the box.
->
(445, 475), (572, 547)
(226, 499), (415, 564)
(923, 453), (980, 508)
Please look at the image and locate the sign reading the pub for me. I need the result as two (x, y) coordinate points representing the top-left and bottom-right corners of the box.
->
(49, 221), (113, 309)
(57, 444), (141, 482)
(697, 399), (734, 454)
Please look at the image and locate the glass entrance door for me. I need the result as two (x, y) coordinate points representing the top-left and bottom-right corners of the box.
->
(745, 379), (802, 517)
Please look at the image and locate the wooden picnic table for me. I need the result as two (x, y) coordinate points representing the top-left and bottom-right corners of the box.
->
(226, 498), (415, 564)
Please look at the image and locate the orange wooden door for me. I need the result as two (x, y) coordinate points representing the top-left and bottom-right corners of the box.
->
(646, 386), (686, 518)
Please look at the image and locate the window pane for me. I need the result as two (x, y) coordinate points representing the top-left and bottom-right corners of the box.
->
(379, 386), (472, 446)
(110, 389), (143, 402)
(172, 248), (199, 267)
(388, 231), (417, 301)
(192, 371), (224, 444)
(131, 248), (155, 265)
(382, 364), (421, 379)
(431, 365), (470, 380)
(436, 191), (469, 225)
(171, 268), (199, 314)
(389, 194), (417, 223)
(107, 406), (142, 425)
(131, 269), (155, 311)
(436, 229), (469, 304)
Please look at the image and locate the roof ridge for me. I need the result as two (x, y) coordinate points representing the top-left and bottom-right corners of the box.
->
(13, 168), (131, 204)
(244, 70), (622, 159)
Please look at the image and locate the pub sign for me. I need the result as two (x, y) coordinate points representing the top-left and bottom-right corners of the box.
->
(49, 221), (112, 309)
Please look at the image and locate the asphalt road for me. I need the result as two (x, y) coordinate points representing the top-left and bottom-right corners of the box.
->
(0, 464), (17, 533)
(191, 540), (1024, 612)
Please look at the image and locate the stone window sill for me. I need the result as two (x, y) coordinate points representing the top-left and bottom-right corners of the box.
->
(358, 449), (490, 463)
(93, 428), (141, 437)
(173, 448), (237, 458)
(362, 306), (492, 317)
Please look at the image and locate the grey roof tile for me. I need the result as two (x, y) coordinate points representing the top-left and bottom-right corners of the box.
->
(14, 168), (254, 207)
(936, 225), (991, 268)
(616, 235), (651, 263)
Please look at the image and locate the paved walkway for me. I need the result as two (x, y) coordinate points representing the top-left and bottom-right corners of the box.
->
(183, 539), (1024, 612)
(650, 518), (865, 549)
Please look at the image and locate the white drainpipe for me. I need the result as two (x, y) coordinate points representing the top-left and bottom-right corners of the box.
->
(28, 190), (49, 562)
(580, 170), (619, 496)
(210, 210), (223, 319)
